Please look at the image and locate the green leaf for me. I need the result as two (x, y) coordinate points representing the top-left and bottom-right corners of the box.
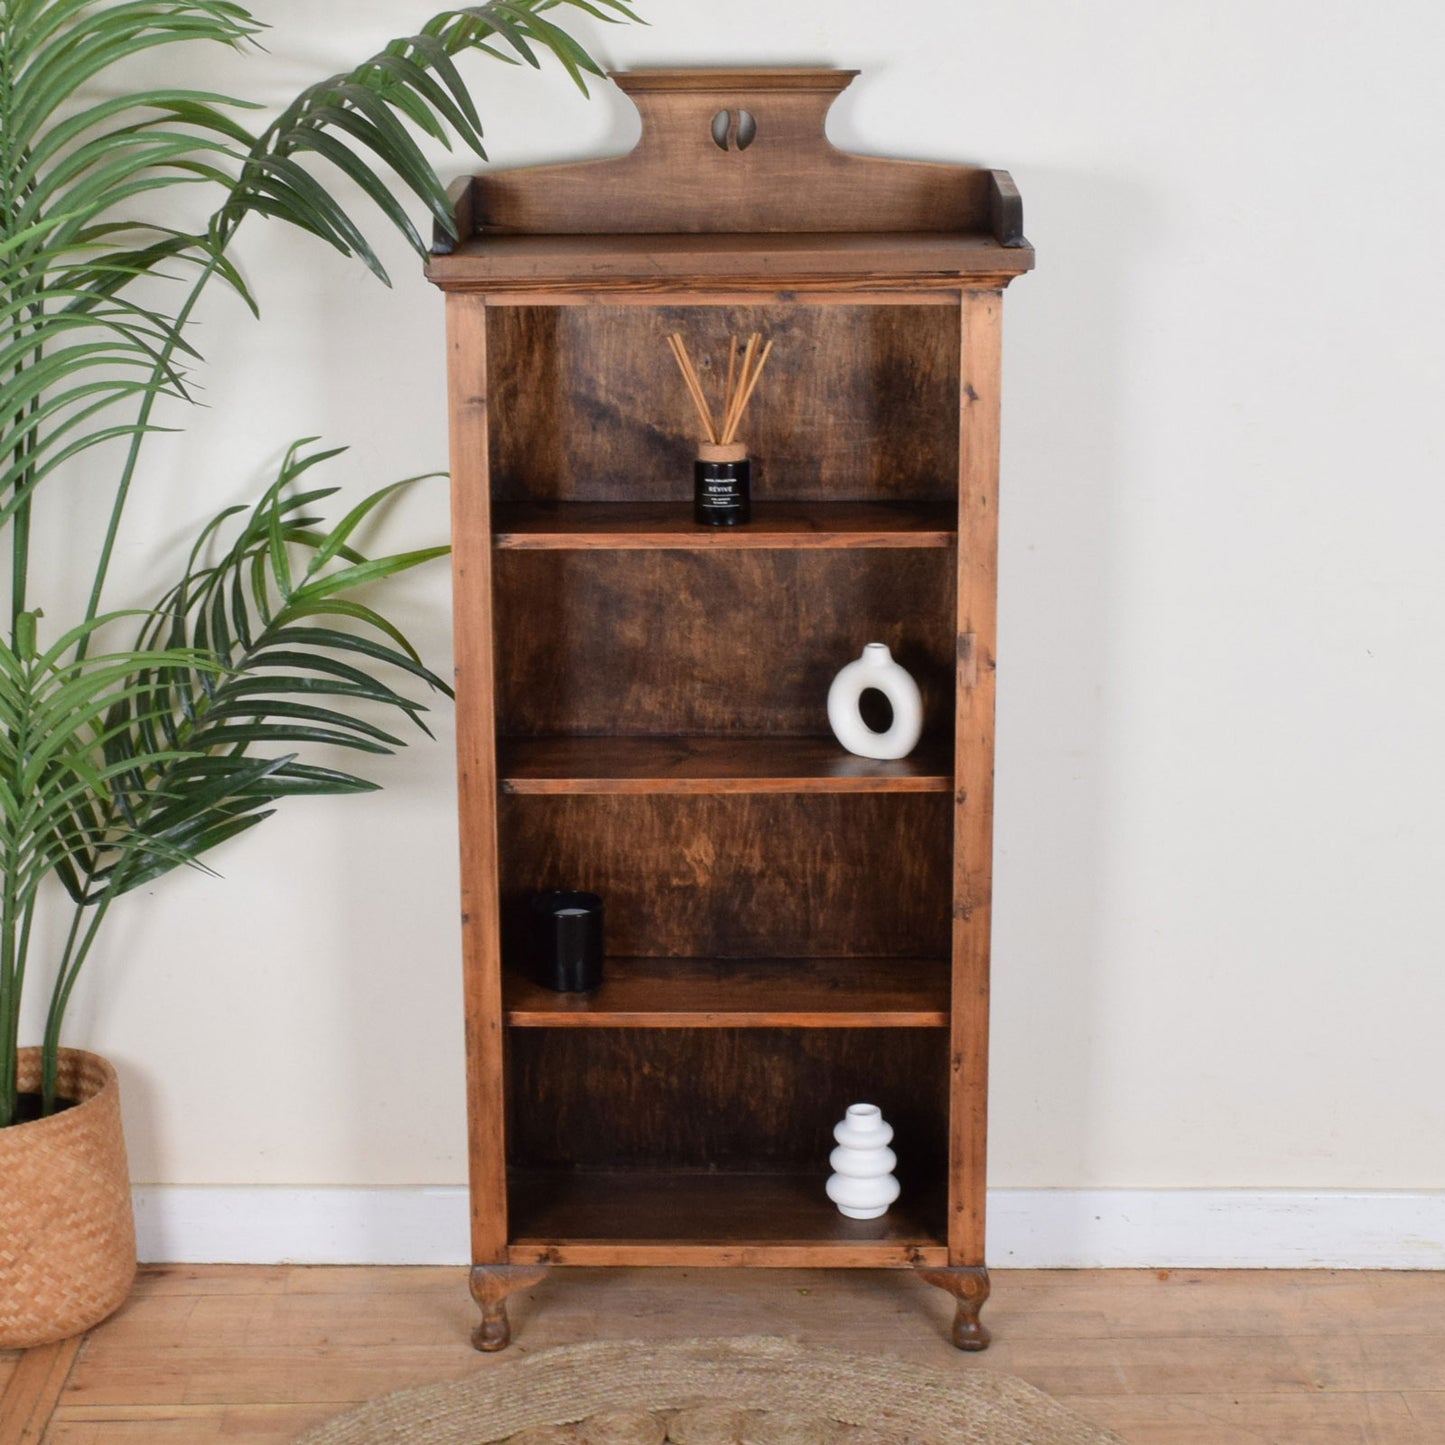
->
(0, 0), (641, 1122)
(288, 129), (427, 258)
(285, 546), (451, 606)
(15, 613), (40, 662)
(176, 722), (395, 754)
(251, 626), (451, 695)
(195, 697), (407, 748)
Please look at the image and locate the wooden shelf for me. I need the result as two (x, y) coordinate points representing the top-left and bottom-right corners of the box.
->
(492, 501), (956, 550)
(505, 957), (950, 1029)
(498, 736), (953, 796)
(429, 229), (1032, 293)
(506, 1168), (947, 1267)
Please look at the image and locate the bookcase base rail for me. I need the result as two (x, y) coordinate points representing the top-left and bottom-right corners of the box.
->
(468, 1261), (991, 1353)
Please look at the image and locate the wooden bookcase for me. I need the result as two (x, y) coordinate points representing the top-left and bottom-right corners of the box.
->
(426, 68), (1033, 1352)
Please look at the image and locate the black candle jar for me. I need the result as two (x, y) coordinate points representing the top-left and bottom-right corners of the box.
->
(694, 440), (751, 526)
(529, 890), (604, 992)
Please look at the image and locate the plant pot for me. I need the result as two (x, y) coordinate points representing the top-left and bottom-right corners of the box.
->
(0, 1048), (137, 1347)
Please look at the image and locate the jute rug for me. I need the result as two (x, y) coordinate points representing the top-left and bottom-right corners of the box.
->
(296, 1337), (1125, 1445)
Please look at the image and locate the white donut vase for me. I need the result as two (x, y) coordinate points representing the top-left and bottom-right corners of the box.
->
(826, 643), (923, 761)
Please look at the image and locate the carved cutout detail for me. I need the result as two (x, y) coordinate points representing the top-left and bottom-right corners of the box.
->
(462, 69), (1007, 236)
(710, 108), (759, 152)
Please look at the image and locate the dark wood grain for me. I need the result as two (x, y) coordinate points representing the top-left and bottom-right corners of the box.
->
(498, 736), (953, 795)
(486, 303), (959, 504)
(506, 1168), (947, 1267)
(492, 500), (957, 549)
(505, 956), (950, 1028)
(507, 1029), (947, 1177)
(497, 793), (952, 960)
(494, 551), (955, 739)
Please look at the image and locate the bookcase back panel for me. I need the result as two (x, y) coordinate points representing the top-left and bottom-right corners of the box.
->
(497, 793), (952, 960)
(494, 549), (955, 738)
(506, 1027), (949, 1178)
(486, 304), (960, 503)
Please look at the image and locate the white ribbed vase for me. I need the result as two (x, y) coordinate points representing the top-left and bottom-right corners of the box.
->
(825, 1103), (900, 1220)
(826, 643), (923, 761)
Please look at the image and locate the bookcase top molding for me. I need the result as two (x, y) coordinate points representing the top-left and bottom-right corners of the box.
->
(426, 67), (1033, 293)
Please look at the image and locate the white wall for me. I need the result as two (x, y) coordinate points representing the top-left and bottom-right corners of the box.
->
(30, 2), (1445, 1208)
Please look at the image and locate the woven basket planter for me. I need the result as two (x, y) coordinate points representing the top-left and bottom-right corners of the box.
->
(0, 1048), (137, 1347)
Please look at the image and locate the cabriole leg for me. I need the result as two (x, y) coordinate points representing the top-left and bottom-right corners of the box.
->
(469, 1264), (547, 1351)
(917, 1265), (991, 1351)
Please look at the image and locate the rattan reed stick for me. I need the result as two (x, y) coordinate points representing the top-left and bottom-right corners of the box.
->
(667, 333), (718, 443)
(722, 335), (773, 446)
(723, 334), (740, 426)
(667, 331), (774, 449)
(721, 332), (759, 445)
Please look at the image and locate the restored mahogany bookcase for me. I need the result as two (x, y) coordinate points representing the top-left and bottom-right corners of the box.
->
(426, 68), (1033, 1352)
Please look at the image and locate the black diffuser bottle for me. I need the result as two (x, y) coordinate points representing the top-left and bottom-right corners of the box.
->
(529, 890), (604, 993)
(694, 441), (751, 525)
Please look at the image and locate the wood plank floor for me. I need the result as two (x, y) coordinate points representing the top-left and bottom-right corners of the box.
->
(2, 1267), (1442, 1443)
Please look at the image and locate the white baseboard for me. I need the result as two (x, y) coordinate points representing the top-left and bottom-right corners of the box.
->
(987, 1189), (1445, 1269)
(131, 1187), (1445, 1269)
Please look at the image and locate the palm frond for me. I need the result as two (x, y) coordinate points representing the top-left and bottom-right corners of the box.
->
(0, 8), (267, 598)
(87, 443), (450, 901)
(0, 0), (642, 1123)
(214, 0), (638, 281)
(0, 614), (224, 907)
(3, 2), (262, 157)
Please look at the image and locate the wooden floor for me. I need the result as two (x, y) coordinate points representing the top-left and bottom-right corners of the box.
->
(2, 1267), (1442, 1443)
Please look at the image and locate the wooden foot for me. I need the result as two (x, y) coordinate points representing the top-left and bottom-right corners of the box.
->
(916, 1265), (992, 1351)
(468, 1264), (547, 1352)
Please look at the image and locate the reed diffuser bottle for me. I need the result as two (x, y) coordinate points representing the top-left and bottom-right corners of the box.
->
(668, 331), (773, 527)
(694, 442), (750, 525)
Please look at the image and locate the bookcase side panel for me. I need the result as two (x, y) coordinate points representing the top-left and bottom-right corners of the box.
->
(447, 294), (509, 1263)
(949, 290), (1003, 1266)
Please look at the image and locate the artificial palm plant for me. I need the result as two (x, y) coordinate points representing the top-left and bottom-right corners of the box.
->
(0, 0), (638, 1129)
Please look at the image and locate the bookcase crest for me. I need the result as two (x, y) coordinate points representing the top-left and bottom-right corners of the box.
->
(435, 67), (1017, 241)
